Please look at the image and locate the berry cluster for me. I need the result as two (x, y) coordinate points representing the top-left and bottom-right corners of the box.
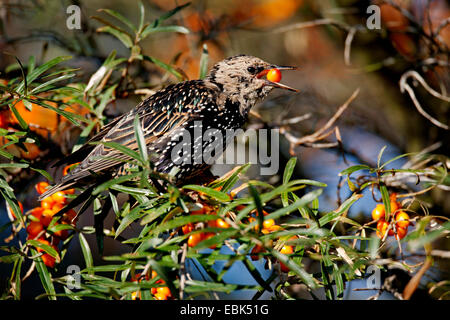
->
(24, 165), (78, 267)
(181, 190), (297, 273)
(131, 271), (173, 300)
(372, 193), (410, 240)
(183, 204), (231, 249)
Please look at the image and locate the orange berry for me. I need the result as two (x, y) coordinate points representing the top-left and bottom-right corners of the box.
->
(7, 201), (23, 219)
(216, 218), (230, 228)
(279, 245), (294, 272)
(190, 208), (205, 215)
(53, 225), (69, 240)
(371, 204), (385, 221)
(35, 238), (59, 268)
(35, 182), (50, 195)
(64, 188), (75, 195)
(394, 226), (408, 240)
(390, 201), (400, 214)
(395, 211), (410, 229)
(156, 286), (171, 297)
(62, 209), (77, 225)
(187, 233), (203, 247)
(26, 221), (44, 238)
(30, 207), (44, 220)
(280, 245), (294, 255)
(182, 223), (194, 235)
(376, 220), (389, 238)
(41, 197), (55, 210)
(263, 219), (275, 229)
(153, 292), (168, 300)
(207, 219), (217, 228)
(41, 253), (56, 268)
(51, 191), (67, 205)
(250, 244), (265, 261)
(266, 68), (282, 82)
(202, 232), (217, 249)
(41, 209), (55, 227)
(52, 202), (64, 214)
(268, 225), (283, 233)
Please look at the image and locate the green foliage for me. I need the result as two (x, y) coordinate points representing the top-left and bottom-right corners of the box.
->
(0, 1), (448, 302)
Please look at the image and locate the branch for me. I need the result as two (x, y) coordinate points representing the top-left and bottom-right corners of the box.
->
(280, 88), (360, 155)
(399, 70), (450, 130)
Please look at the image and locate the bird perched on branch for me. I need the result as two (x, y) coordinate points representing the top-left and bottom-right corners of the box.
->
(40, 55), (297, 200)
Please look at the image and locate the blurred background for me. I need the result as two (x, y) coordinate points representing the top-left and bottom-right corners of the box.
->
(0, 0), (449, 300)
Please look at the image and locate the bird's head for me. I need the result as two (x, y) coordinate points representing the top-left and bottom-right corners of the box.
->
(206, 55), (297, 116)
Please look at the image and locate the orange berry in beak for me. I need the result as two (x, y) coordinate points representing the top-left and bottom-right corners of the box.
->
(266, 68), (282, 83)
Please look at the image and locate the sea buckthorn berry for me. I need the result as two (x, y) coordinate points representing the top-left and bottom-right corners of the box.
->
(216, 218), (230, 229)
(395, 211), (410, 229)
(263, 219), (275, 229)
(35, 182), (50, 195)
(51, 191), (67, 204)
(41, 209), (55, 227)
(251, 244), (265, 261)
(64, 188), (75, 195)
(35, 239), (58, 267)
(30, 207), (44, 220)
(7, 201), (23, 219)
(266, 68), (282, 82)
(394, 226), (408, 240)
(41, 253), (56, 268)
(182, 223), (194, 235)
(52, 202), (64, 214)
(280, 245), (294, 255)
(268, 225), (283, 233)
(41, 197), (55, 210)
(26, 221), (44, 238)
(62, 209), (77, 224)
(153, 292), (168, 300)
(376, 220), (389, 239)
(156, 286), (171, 298)
(371, 204), (385, 221)
(187, 233), (203, 247)
(53, 227), (69, 240)
(279, 245), (293, 272)
(390, 201), (400, 214)
(203, 232), (217, 249)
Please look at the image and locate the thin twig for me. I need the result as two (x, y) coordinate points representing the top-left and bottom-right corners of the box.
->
(399, 70), (449, 130)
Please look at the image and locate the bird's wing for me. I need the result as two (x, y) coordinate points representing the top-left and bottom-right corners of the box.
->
(52, 114), (126, 167)
(40, 81), (217, 198)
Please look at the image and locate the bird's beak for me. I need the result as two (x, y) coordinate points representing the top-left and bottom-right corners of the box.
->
(257, 65), (299, 92)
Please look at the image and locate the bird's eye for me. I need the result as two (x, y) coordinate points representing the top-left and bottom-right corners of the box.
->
(247, 66), (257, 74)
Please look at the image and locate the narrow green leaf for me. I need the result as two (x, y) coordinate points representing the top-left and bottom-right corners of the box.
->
(339, 165), (370, 176)
(133, 114), (148, 163)
(97, 26), (133, 48)
(377, 145), (387, 168)
(96, 9), (136, 32)
(319, 193), (363, 227)
(182, 185), (231, 202)
(380, 183), (391, 220)
(199, 43), (209, 79)
(79, 233), (94, 275)
(30, 248), (56, 300)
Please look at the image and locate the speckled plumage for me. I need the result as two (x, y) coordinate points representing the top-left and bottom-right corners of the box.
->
(40, 55), (296, 199)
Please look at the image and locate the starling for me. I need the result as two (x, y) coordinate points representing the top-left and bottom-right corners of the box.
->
(40, 55), (297, 199)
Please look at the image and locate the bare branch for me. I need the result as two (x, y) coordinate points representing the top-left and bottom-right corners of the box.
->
(399, 71), (449, 130)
